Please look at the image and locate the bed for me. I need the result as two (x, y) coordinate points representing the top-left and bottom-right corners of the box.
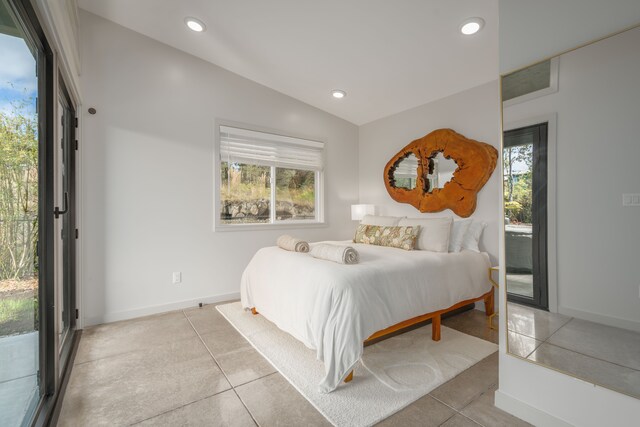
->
(240, 241), (493, 393)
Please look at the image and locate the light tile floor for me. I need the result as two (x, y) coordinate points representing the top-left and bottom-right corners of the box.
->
(58, 304), (530, 426)
(505, 274), (533, 299)
(507, 302), (640, 398)
(0, 332), (39, 427)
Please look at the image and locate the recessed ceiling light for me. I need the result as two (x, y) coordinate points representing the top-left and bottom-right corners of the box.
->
(331, 90), (346, 99)
(185, 17), (206, 32)
(460, 17), (484, 35)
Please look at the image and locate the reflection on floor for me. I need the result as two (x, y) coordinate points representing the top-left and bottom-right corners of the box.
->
(506, 274), (533, 298)
(0, 332), (38, 427)
(507, 303), (640, 397)
(58, 304), (531, 426)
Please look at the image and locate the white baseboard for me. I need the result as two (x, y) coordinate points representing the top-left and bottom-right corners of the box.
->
(83, 292), (240, 326)
(558, 305), (640, 333)
(494, 389), (573, 427)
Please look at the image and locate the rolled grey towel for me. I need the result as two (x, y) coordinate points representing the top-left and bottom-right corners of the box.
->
(310, 243), (359, 264)
(276, 235), (310, 253)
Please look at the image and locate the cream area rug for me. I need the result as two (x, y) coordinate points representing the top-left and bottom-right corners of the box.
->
(217, 302), (497, 427)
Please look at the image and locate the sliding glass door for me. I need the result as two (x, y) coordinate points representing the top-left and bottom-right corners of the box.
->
(55, 82), (77, 368)
(503, 123), (549, 310)
(0, 0), (76, 425)
(0, 1), (43, 424)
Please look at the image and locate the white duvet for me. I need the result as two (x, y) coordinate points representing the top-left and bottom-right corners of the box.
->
(240, 241), (491, 393)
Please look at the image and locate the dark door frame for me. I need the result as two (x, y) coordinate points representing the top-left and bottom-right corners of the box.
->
(504, 123), (549, 310)
(56, 77), (77, 374)
(3, 1), (80, 426)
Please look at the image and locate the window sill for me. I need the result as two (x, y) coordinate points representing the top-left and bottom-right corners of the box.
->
(213, 221), (328, 232)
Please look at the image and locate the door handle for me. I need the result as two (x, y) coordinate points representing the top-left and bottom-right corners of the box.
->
(54, 192), (69, 219)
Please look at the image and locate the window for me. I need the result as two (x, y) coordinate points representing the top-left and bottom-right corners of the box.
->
(216, 125), (324, 229)
(502, 58), (558, 106)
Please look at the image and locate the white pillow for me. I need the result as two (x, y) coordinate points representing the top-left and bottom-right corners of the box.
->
(361, 214), (404, 226)
(398, 217), (452, 252)
(449, 219), (472, 252)
(462, 220), (487, 253)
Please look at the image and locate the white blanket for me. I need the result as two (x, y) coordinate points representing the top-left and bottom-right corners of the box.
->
(240, 241), (491, 393)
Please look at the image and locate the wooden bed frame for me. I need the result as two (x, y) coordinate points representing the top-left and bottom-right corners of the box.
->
(250, 287), (495, 384)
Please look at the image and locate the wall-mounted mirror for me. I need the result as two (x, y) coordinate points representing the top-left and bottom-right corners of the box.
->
(391, 153), (418, 190)
(430, 152), (457, 191)
(384, 128), (497, 217)
(389, 151), (458, 192)
(502, 25), (640, 399)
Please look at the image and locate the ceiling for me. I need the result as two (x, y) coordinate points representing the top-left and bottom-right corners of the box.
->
(78, 0), (498, 125)
(500, 0), (640, 73)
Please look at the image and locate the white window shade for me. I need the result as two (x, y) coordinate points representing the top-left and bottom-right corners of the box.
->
(394, 155), (419, 178)
(220, 125), (324, 171)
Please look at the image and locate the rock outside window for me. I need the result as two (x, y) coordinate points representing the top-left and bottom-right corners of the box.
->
(216, 124), (324, 230)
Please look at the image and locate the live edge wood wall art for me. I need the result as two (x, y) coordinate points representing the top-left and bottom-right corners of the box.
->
(384, 128), (498, 218)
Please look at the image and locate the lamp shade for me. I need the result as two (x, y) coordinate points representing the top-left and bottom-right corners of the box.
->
(351, 204), (375, 221)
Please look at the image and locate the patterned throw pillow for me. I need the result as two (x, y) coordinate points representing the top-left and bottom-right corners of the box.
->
(353, 225), (420, 250)
(353, 224), (370, 244)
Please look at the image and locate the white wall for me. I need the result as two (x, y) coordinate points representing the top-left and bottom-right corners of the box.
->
(500, 0), (640, 73)
(358, 81), (501, 264)
(497, 7), (640, 426)
(36, 0), (82, 101)
(504, 26), (640, 331)
(79, 11), (359, 325)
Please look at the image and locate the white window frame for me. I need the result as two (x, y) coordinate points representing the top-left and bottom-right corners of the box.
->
(213, 120), (326, 231)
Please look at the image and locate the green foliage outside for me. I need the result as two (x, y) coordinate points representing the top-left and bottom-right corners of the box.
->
(0, 99), (39, 336)
(503, 146), (533, 224)
(275, 167), (315, 206)
(0, 294), (38, 336)
(220, 162), (315, 207)
(0, 100), (38, 280)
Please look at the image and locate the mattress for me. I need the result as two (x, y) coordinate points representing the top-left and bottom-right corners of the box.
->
(240, 241), (491, 393)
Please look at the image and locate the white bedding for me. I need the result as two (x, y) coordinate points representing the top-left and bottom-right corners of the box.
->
(240, 241), (491, 393)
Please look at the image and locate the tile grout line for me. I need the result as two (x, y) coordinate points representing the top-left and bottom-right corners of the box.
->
(456, 385), (500, 427)
(182, 308), (260, 427)
(429, 390), (490, 427)
(507, 309), (574, 342)
(536, 340), (640, 372)
(0, 372), (37, 386)
(508, 330), (543, 359)
(73, 328), (200, 367)
(127, 388), (236, 426)
(525, 318), (640, 372)
(543, 317), (574, 344)
(235, 371), (279, 389)
(457, 412), (485, 426)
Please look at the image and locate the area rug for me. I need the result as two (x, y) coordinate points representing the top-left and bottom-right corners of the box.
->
(217, 302), (497, 427)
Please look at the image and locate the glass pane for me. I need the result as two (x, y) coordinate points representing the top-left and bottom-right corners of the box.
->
(502, 60), (551, 101)
(56, 99), (69, 346)
(220, 162), (271, 224)
(503, 143), (533, 298)
(275, 168), (315, 221)
(0, 0), (41, 425)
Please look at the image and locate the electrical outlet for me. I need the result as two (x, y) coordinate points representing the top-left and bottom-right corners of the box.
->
(172, 272), (182, 284)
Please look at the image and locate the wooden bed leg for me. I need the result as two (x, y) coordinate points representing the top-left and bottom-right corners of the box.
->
(432, 314), (441, 341)
(251, 307), (258, 315)
(344, 371), (353, 383)
(484, 291), (495, 317)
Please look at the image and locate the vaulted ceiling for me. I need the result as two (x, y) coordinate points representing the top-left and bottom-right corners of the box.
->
(78, 0), (498, 125)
